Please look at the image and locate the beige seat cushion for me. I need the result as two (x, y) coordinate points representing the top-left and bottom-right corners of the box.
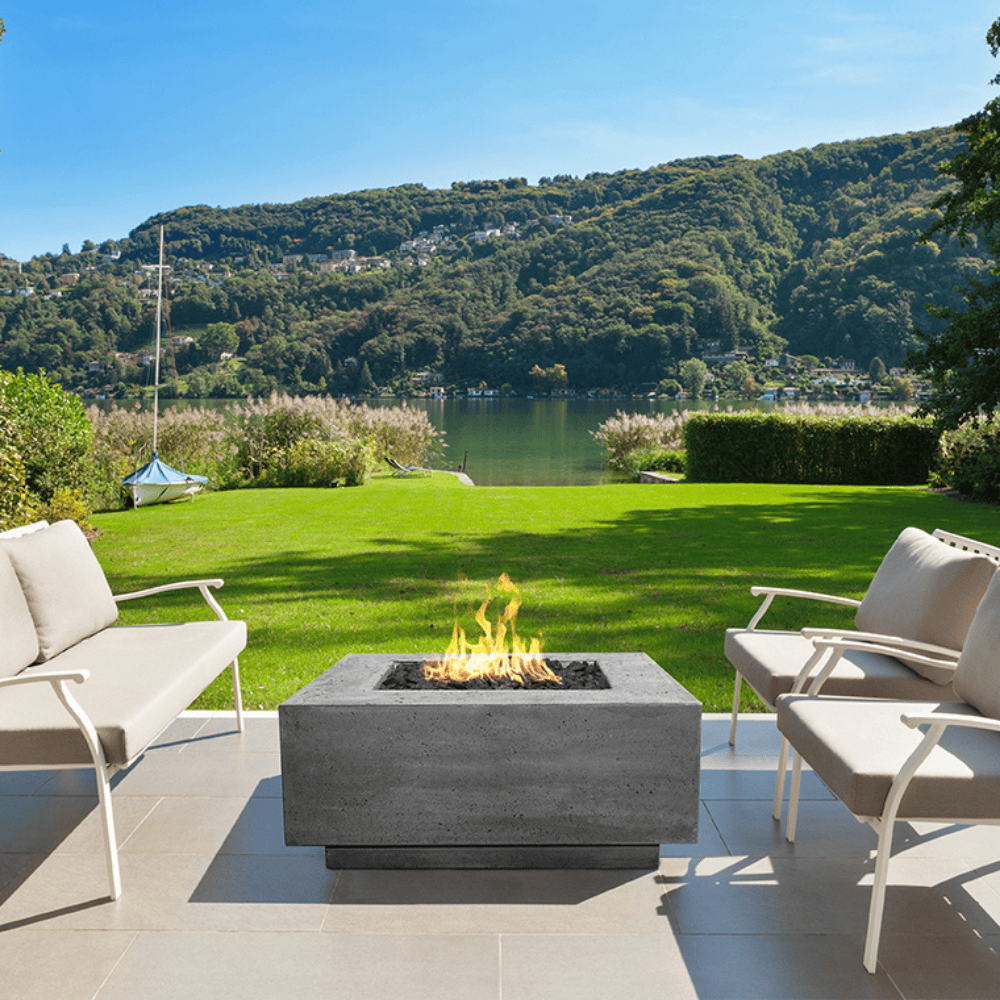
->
(0, 551), (39, 678)
(855, 527), (997, 681)
(0, 619), (247, 767)
(776, 695), (1000, 819)
(1, 520), (119, 662)
(725, 628), (961, 708)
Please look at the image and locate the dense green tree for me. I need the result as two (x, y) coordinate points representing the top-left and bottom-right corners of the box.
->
(907, 18), (1000, 427)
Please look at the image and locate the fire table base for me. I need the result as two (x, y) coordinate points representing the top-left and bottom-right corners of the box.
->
(280, 652), (701, 870)
(324, 845), (659, 869)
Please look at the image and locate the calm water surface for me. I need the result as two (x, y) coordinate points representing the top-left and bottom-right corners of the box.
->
(376, 397), (722, 487)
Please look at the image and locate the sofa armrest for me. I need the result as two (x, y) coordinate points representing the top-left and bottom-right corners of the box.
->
(114, 579), (230, 621)
(744, 586), (862, 630)
(0, 669), (90, 689)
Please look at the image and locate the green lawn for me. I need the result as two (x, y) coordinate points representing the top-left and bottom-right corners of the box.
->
(92, 473), (1000, 712)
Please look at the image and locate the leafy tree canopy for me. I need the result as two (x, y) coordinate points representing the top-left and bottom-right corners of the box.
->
(909, 17), (1000, 427)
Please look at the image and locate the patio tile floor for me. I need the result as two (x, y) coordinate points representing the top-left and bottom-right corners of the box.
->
(3, 712), (1000, 999)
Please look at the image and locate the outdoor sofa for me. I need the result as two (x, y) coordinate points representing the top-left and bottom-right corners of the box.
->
(0, 519), (246, 900)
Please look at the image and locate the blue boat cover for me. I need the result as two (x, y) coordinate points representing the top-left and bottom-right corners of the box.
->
(122, 452), (208, 486)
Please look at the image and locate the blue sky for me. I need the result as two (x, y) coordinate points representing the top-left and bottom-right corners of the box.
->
(1, 1), (998, 261)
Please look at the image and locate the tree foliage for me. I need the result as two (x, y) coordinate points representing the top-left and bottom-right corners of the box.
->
(0, 128), (990, 396)
(909, 17), (1000, 427)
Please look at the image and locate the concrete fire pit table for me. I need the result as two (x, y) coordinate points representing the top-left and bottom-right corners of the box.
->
(279, 651), (700, 869)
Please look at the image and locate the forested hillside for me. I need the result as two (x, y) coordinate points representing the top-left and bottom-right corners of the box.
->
(0, 127), (988, 397)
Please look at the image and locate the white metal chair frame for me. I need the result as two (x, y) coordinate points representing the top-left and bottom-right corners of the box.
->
(0, 579), (244, 901)
(729, 529), (1000, 818)
(781, 703), (1000, 973)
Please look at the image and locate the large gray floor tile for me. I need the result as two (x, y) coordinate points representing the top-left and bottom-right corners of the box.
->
(0, 794), (157, 854)
(0, 853), (337, 932)
(0, 928), (137, 1000)
(662, 854), (1000, 941)
(700, 766), (833, 800)
(324, 867), (668, 935)
(0, 771), (54, 795)
(501, 932), (698, 1000)
(878, 933), (1000, 999)
(707, 797), (879, 858)
(659, 802), (730, 857)
(95, 930), (500, 1000)
(119, 795), (320, 856)
(107, 749), (281, 798)
(179, 715), (279, 754)
(676, 933), (902, 999)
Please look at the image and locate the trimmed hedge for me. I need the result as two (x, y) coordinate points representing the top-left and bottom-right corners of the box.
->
(684, 411), (939, 485)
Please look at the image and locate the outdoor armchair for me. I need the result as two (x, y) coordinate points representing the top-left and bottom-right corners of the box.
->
(775, 570), (1000, 972)
(726, 527), (1000, 819)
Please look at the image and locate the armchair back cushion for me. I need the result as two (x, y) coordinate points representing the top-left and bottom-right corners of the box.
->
(855, 527), (997, 683)
(1, 520), (118, 662)
(954, 573), (1000, 719)
(0, 551), (40, 678)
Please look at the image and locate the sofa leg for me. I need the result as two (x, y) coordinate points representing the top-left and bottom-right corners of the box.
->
(786, 751), (803, 843)
(729, 673), (742, 746)
(95, 765), (122, 900)
(231, 656), (245, 734)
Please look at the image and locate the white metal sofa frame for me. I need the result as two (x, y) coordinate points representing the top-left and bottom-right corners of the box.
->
(728, 529), (1000, 823)
(0, 521), (245, 901)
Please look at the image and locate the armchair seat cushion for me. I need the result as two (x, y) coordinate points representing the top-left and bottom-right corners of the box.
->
(0, 619), (247, 768)
(776, 695), (1000, 820)
(725, 628), (962, 708)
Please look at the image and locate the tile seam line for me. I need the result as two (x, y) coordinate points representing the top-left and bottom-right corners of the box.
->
(89, 927), (140, 1000)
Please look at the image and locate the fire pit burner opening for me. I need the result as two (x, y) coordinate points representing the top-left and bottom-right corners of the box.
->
(380, 658), (610, 690)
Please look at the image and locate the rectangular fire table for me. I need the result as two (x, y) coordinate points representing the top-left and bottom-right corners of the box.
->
(279, 652), (701, 869)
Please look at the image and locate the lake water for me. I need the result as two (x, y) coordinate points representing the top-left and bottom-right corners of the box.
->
(375, 397), (721, 487)
(136, 395), (879, 488)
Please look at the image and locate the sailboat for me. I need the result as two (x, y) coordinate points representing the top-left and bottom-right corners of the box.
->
(122, 226), (208, 507)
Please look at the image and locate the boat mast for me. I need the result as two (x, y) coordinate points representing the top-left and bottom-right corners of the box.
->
(152, 225), (164, 455)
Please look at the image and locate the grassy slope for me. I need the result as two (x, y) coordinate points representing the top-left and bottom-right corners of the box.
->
(92, 474), (1000, 712)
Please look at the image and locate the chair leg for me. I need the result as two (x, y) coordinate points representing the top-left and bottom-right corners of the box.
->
(729, 673), (743, 746)
(786, 750), (804, 843)
(863, 821), (894, 973)
(231, 656), (245, 734)
(772, 735), (791, 821)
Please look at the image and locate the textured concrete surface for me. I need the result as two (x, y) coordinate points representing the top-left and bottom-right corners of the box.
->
(279, 653), (701, 868)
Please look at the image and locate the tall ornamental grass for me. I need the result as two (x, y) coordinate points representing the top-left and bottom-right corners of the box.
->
(88, 394), (444, 509)
(591, 410), (692, 473)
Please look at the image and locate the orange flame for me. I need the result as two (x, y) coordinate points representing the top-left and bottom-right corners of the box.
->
(423, 573), (562, 685)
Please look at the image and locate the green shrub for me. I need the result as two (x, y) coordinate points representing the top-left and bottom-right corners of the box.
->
(0, 369), (93, 505)
(254, 438), (376, 488)
(28, 487), (94, 533)
(684, 410), (939, 485)
(620, 446), (685, 480)
(0, 381), (32, 531)
(934, 418), (1000, 500)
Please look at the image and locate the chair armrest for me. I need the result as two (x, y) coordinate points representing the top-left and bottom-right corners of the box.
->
(114, 579), (229, 621)
(901, 712), (1000, 734)
(0, 669), (90, 689)
(744, 586), (861, 630)
(807, 636), (959, 673)
(802, 629), (961, 662)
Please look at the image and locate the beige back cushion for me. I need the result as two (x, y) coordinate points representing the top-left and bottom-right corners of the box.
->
(954, 573), (1000, 718)
(855, 527), (997, 682)
(0, 550), (40, 677)
(1, 520), (118, 662)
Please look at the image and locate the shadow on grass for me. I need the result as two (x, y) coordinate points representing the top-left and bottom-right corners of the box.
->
(101, 485), (996, 710)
